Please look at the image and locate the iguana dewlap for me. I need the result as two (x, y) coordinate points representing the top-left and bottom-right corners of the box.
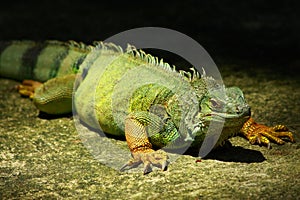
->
(0, 40), (294, 174)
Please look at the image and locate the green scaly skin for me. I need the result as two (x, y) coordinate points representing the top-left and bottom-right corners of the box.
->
(0, 40), (294, 174)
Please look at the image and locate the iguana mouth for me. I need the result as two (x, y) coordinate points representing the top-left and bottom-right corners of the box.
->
(209, 111), (250, 119)
(203, 108), (251, 125)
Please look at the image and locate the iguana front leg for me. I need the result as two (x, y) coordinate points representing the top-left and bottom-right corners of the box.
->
(120, 112), (169, 174)
(241, 117), (295, 148)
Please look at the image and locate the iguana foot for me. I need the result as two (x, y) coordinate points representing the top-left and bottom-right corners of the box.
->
(241, 117), (295, 148)
(17, 80), (42, 98)
(120, 149), (169, 174)
(121, 113), (170, 174)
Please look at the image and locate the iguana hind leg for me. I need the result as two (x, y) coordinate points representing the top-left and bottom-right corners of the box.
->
(120, 113), (169, 174)
(16, 74), (76, 115)
(241, 117), (295, 148)
(32, 74), (76, 115)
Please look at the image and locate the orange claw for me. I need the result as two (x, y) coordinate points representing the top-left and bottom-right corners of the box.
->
(241, 117), (295, 148)
(120, 149), (169, 174)
(17, 80), (42, 98)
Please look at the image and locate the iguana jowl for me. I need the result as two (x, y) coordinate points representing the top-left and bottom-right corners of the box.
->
(0, 40), (295, 174)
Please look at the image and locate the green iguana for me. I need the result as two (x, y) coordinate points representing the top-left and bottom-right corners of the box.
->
(0, 40), (295, 174)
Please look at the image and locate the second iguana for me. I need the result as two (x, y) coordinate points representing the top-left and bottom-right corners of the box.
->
(0, 40), (295, 174)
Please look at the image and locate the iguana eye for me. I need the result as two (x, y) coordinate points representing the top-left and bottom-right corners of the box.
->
(210, 98), (219, 107)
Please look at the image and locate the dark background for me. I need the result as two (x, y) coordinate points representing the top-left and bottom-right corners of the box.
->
(0, 0), (299, 69)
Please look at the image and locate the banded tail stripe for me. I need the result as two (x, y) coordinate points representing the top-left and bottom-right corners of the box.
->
(0, 41), (36, 81)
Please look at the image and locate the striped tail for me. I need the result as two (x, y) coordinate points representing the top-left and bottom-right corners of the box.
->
(0, 40), (90, 82)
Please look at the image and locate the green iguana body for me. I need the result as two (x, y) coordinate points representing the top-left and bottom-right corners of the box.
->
(0, 40), (294, 174)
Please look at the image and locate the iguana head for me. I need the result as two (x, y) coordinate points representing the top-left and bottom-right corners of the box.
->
(199, 86), (250, 124)
(191, 83), (251, 148)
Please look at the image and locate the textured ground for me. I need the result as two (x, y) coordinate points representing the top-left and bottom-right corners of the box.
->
(0, 1), (299, 199)
(0, 62), (299, 199)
